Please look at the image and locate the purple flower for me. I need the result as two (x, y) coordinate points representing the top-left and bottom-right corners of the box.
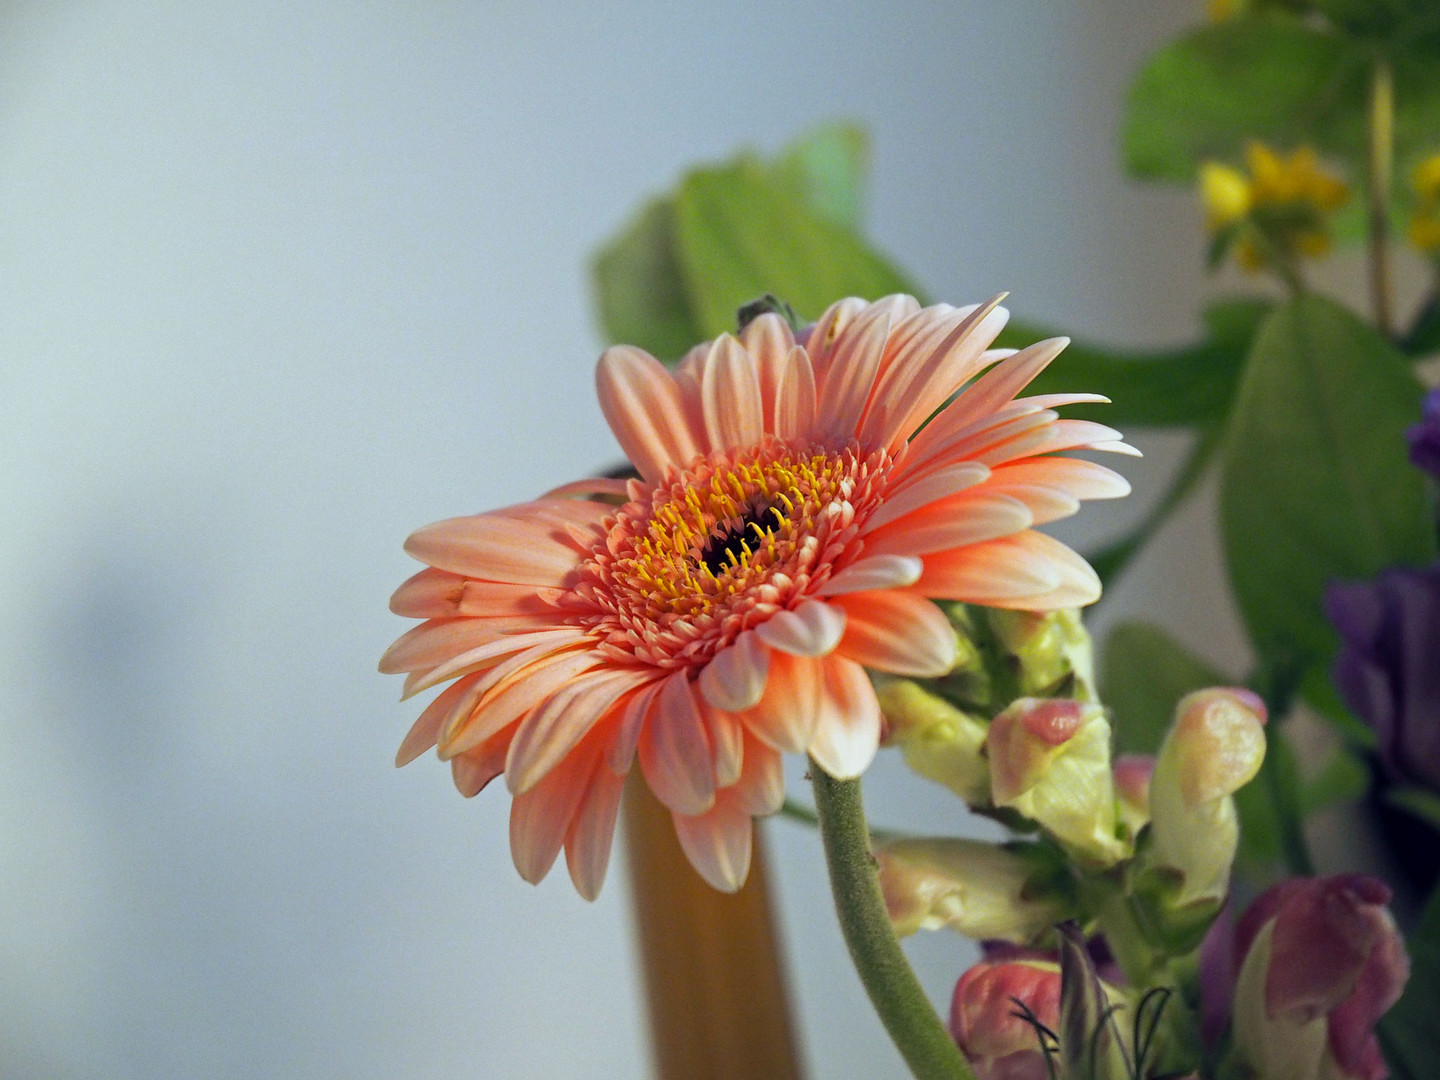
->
(1326, 566), (1440, 791)
(1407, 387), (1440, 478)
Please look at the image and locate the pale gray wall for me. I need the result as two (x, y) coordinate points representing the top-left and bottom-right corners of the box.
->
(0, 3), (1217, 1078)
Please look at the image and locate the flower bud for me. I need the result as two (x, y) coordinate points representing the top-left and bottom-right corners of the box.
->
(876, 837), (1072, 943)
(1113, 753), (1155, 841)
(987, 698), (1126, 865)
(1146, 688), (1267, 909)
(877, 678), (991, 806)
(950, 958), (1061, 1080)
(985, 607), (1099, 702)
(1230, 875), (1410, 1080)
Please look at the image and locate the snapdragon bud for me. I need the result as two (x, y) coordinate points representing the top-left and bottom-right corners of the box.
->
(875, 837), (1072, 943)
(1145, 688), (1267, 911)
(987, 698), (1127, 866)
(986, 607), (1099, 702)
(1230, 875), (1409, 1080)
(1114, 753), (1155, 842)
(950, 957), (1061, 1080)
(877, 678), (990, 806)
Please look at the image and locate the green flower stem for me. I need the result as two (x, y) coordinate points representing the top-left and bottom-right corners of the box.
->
(808, 760), (976, 1080)
(1369, 57), (1395, 337)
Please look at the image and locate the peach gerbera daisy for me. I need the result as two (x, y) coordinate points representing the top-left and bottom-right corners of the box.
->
(381, 295), (1134, 898)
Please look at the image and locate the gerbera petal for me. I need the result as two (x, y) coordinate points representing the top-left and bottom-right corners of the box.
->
(743, 313), (797, 430)
(451, 728), (513, 797)
(596, 345), (703, 482)
(740, 651), (822, 753)
(542, 476), (633, 499)
(804, 296), (868, 381)
(510, 741), (597, 885)
(698, 629), (770, 712)
(671, 792), (753, 893)
(816, 553), (924, 596)
(755, 598), (847, 656)
(380, 618), (565, 678)
(814, 295), (915, 444)
(401, 626), (589, 698)
(396, 672), (482, 766)
(637, 672), (715, 815)
(701, 700), (745, 788)
(701, 334), (764, 452)
(975, 418), (1133, 467)
(834, 590), (957, 677)
(440, 649), (602, 758)
(564, 761), (627, 901)
(404, 511), (585, 586)
(989, 457), (1132, 502)
(808, 656), (882, 779)
(734, 736), (786, 816)
(931, 336), (1068, 435)
(773, 345), (817, 440)
(863, 492), (1034, 557)
(389, 569), (562, 619)
(916, 530), (1099, 609)
(506, 667), (654, 794)
(863, 461), (991, 532)
(607, 680), (663, 774)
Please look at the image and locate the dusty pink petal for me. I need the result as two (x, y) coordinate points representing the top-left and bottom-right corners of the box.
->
(808, 655), (882, 778)
(772, 345), (818, 440)
(698, 629), (770, 712)
(596, 345), (703, 482)
(451, 728), (514, 797)
(506, 667), (655, 794)
(440, 649), (603, 758)
(701, 700), (745, 788)
(915, 533), (1064, 605)
(637, 671), (716, 815)
(701, 334), (764, 452)
(816, 553), (924, 596)
(564, 761), (627, 901)
(863, 491), (1034, 557)
(740, 651), (822, 753)
(814, 295), (915, 444)
(510, 740), (598, 885)
(404, 511), (586, 586)
(671, 790), (753, 892)
(606, 680), (662, 774)
(804, 296), (868, 381)
(834, 590), (957, 677)
(396, 673), (482, 766)
(755, 598), (847, 656)
(859, 298), (1010, 453)
(863, 461), (992, 532)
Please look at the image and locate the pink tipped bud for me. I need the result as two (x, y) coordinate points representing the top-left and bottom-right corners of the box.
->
(1171, 688), (1268, 808)
(1113, 753), (1155, 838)
(950, 959), (1061, 1080)
(1231, 875), (1410, 1080)
(988, 698), (1126, 865)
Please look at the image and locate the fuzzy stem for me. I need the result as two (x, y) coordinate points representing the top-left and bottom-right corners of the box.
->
(1369, 58), (1395, 337)
(809, 761), (976, 1080)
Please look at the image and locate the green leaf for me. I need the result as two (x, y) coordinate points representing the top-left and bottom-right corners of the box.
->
(1386, 786), (1440, 830)
(995, 300), (1264, 429)
(767, 122), (870, 231)
(1220, 294), (1434, 711)
(673, 160), (920, 336)
(1123, 19), (1367, 182)
(590, 196), (702, 363)
(1101, 622), (1228, 756)
(1296, 742), (1370, 813)
(1379, 882), (1440, 1080)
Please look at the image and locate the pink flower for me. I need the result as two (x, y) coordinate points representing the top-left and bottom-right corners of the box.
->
(381, 295), (1132, 897)
(1231, 874), (1410, 1080)
(950, 958), (1061, 1080)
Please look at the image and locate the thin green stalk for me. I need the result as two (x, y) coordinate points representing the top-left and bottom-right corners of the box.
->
(1369, 58), (1395, 337)
(809, 761), (976, 1080)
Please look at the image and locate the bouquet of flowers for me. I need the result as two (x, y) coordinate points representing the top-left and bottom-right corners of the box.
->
(381, 4), (1440, 1077)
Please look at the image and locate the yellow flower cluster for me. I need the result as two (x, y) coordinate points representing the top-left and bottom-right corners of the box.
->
(1199, 142), (1350, 272)
(1409, 153), (1440, 253)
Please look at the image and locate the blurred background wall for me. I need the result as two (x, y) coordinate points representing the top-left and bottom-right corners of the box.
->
(0, 2), (1227, 1077)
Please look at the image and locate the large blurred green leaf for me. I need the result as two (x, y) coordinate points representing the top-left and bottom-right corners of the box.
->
(1102, 622), (1227, 756)
(1124, 19), (1367, 181)
(768, 122), (870, 231)
(673, 160), (919, 336)
(1220, 295), (1433, 700)
(591, 197), (700, 362)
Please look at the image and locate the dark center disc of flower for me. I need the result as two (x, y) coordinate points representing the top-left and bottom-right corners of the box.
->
(698, 503), (786, 576)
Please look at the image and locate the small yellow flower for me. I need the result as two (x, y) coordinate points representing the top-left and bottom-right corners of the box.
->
(1207, 0), (1244, 22)
(1409, 152), (1440, 254)
(1198, 141), (1350, 274)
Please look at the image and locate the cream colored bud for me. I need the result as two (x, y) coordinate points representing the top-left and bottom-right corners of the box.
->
(878, 679), (991, 806)
(987, 698), (1126, 866)
(876, 838), (1070, 942)
(986, 607), (1098, 701)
